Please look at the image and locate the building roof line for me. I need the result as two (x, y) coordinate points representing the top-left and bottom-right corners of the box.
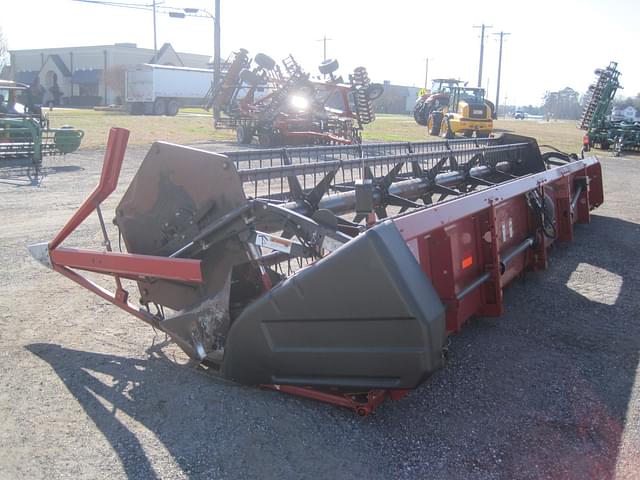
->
(9, 43), (208, 58)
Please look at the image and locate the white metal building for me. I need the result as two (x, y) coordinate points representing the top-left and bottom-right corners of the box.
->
(2, 43), (210, 106)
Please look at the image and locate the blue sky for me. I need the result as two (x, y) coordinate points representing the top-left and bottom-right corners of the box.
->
(2, 0), (639, 106)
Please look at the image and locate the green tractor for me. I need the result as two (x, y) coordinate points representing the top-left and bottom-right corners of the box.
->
(580, 62), (640, 156)
(0, 80), (84, 171)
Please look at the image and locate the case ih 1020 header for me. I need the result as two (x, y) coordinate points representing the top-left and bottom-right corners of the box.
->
(30, 128), (603, 415)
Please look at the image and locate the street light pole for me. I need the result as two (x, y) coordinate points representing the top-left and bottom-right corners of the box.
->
(213, 0), (221, 120)
(152, 0), (158, 54)
(169, 2), (220, 118)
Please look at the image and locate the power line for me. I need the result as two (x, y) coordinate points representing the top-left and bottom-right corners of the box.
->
(473, 24), (492, 88)
(72, 0), (172, 53)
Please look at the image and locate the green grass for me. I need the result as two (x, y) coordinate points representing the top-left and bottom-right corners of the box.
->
(48, 109), (586, 154)
(365, 114), (585, 153)
(48, 108), (234, 149)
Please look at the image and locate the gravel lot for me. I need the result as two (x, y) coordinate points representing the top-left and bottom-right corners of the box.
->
(0, 142), (638, 479)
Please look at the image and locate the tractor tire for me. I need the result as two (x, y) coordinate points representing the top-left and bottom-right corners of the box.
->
(441, 117), (455, 139)
(366, 83), (384, 101)
(428, 112), (443, 136)
(319, 59), (340, 75)
(166, 100), (180, 116)
(153, 98), (166, 116)
(239, 68), (262, 86)
(414, 101), (434, 126)
(414, 108), (428, 126)
(236, 125), (254, 145)
(258, 131), (275, 148)
(254, 53), (276, 71)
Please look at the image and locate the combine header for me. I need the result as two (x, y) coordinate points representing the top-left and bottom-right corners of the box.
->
(30, 128), (603, 415)
(580, 62), (640, 155)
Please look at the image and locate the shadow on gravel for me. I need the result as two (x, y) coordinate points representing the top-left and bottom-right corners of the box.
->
(0, 163), (83, 187)
(23, 215), (640, 480)
(25, 340), (376, 479)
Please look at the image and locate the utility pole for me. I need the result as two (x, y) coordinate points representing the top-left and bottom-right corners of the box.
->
(316, 36), (332, 61)
(152, 0), (158, 54)
(473, 24), (492, 87)
(424, 58), (433, 90)
(213, 0), (220, 118)
(493, 31), (510, 119)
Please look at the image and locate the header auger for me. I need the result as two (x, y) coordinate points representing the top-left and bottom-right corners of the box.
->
(30, 128), (603, 415)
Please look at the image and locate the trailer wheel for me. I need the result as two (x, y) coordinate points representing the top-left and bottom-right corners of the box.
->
(153, 98), (166, 116)
(319, 58), (339, 75)
(428, 112), (443, 136)
(166, 100), (180, 116)
(254, 53), (276, 70)
(236, 126), (254, 145)
(127, 102), (144, 115)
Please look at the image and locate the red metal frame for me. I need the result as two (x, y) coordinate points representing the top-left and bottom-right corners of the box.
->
(50, 248), (202, 283)
(394, 159), (603, 334)
(45, 128), (204, 325)
(234, 75), (360, 144)
(262, 385), (409, 416)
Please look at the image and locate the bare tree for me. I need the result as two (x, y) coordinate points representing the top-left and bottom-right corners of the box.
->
(543, 87), (581, 120)
(103, 65), (127, 105)
(0, 27), (8, 70)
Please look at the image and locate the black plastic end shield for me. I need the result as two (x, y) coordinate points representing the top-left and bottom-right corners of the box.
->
(222, 221), (446, 390)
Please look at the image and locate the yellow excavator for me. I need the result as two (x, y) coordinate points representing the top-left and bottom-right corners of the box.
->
(427, 86), (494, 138)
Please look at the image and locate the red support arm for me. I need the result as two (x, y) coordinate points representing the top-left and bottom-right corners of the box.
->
(50, 128), (130, 250)
(47, 127), (203, 284)
(51, 248), (203, 283)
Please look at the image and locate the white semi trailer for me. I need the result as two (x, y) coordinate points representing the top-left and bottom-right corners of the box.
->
(125, 64), (213, 116)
